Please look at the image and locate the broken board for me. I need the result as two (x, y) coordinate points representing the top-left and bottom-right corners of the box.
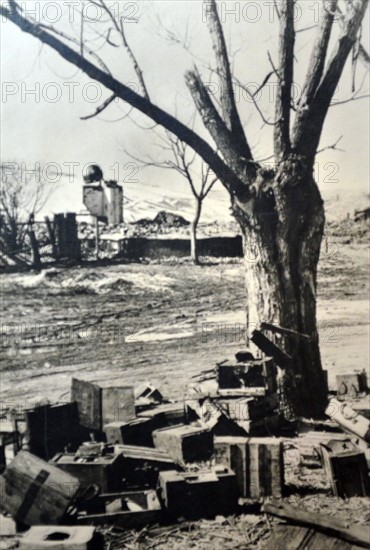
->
(262, 525), (365, 550)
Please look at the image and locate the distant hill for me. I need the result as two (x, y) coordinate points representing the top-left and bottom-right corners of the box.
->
(38, 175), (369, 225)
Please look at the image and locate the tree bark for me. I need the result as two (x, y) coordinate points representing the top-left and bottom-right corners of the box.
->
(190, 198), (202, 265)
(233, 158), (327, 417)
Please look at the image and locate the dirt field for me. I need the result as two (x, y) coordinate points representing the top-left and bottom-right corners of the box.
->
(1, 239), (369, 407)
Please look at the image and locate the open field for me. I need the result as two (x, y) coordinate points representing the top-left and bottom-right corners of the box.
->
(1, 240), (369, 407)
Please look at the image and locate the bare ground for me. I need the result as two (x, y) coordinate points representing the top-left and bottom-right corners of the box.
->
(0, 240), (369, 549)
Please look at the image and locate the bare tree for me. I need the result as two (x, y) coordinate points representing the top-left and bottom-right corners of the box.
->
(129, 133), (217, 264)
(0, 163), (54, 255)
(1, 0), (369, 417)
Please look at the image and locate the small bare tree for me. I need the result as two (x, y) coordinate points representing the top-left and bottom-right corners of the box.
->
(129, 133), (217, 264)
(0, 163), (54, 255)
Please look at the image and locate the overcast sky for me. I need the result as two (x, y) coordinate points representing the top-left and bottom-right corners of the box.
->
(1, 0), (369, 219)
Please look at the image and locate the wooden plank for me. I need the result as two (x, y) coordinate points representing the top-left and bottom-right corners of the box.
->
(263, 526), (364, 550)
(261, 322), (311, 340)
(115, 444), (174, 463)
(71, 378), (102, 431)
(101, 385), (135, 425)
(308, 531), (364, 550)
(251, 330), (292, 368)
(0, 451), (80, 525)
(78, 509), (162, 528)
(26, 402), (79, 460)
(262, 525), (314, 549)
(263, 502), (370, 548)
(217, 387), (266, 397)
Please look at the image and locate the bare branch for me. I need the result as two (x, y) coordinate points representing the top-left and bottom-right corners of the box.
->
(37, 22), (111, 74)
(233, 77), (282, 127)
(358, 43), (370, 69)
(298, 0), (338, 109)
(185, 68), (255, 192)
(330, 93), (370, 106)
(80, 94), (117, 120)
(336, 4), (370, 70)
(274, 0), (295, 160)
(316, 135), (344, 154)
(106, 28), (119, 47)
(94, 0), (150, 100)
(204, 0), (252, 160)
(292, 0), (369, 159)
(0, 6), (246, 194)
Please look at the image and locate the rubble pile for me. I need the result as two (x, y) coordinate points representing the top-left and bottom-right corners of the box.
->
(0, 345), (369, 549)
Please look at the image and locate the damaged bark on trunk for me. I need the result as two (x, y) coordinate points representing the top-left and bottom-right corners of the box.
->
(232, 159), (326, 417)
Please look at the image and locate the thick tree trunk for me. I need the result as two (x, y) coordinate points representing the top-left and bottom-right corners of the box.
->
(233, 158), (327, 418)
(190, 198), (202, 265)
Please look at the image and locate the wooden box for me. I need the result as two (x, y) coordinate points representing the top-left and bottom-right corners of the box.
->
(19, 525), (102, 549)
(0, 451), (80, 525)
(115, 444), (177, 488)
(158, 467), (238, 519)
(104, 415), (163, 447)
(214, 436), (284, 499)
(153, 424), (213, 464)
(26, 403), (79, 460)
(217, 359), (276, 391)
(320, 439), (369, 497)
(71, 378), (135, 431)
(50, 450), (125, 493)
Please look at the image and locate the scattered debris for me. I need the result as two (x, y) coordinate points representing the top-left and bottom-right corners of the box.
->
(0, 349), (368, 547)
(134, 211), (190, 229)
(326, 398), (370, 442)
(134, 383), (163, 408)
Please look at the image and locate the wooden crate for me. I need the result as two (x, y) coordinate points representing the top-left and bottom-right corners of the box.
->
(50, 450), (125, 493)
(153, 424), (213, 464)
(320, 440), (369, 497)
(158, 467), (238, 519)
(26, 403), (79, 460)
(214, 436), (284, 499)
(104, 415), (164, 447)
(0, 451), (80, 525)
(71, 378), (135, 431)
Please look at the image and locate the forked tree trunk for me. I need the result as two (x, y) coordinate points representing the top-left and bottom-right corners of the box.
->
(233, 158), (327, 418)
